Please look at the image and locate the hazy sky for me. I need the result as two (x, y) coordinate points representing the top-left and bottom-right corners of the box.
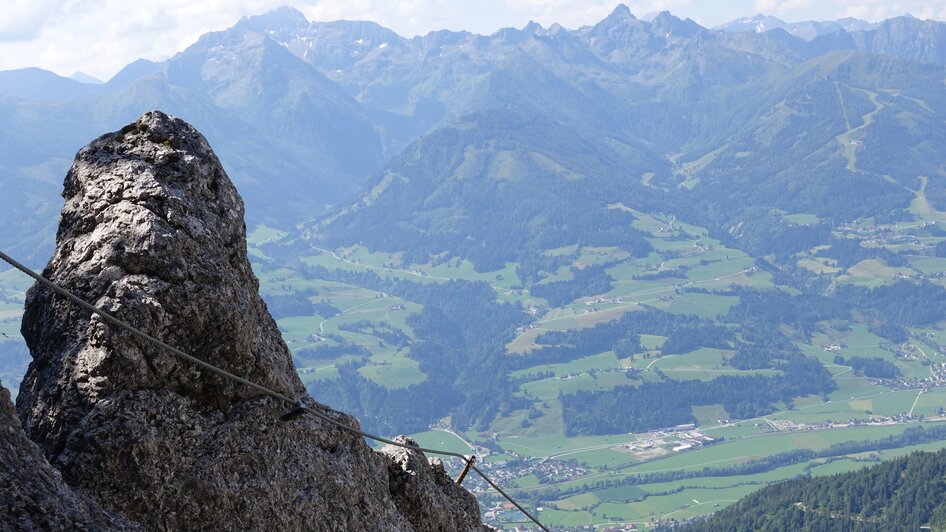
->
(2, 0), (945, 80)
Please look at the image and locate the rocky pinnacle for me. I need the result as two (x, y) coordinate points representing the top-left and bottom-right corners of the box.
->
(12, 111), (487, 531)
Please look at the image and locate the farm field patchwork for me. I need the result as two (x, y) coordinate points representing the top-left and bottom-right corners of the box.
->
(253, 213), (946, 529)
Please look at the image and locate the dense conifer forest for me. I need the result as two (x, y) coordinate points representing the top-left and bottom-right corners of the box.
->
(684, 447), (946, 531)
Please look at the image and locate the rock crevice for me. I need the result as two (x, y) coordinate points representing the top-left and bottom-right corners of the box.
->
(10, 111), (487, 531)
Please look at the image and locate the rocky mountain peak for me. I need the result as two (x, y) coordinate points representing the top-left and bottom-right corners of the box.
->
(237, 5), (311, 38)
(19, 110), (301, 452)
(590, 4), (641, 34)
(11, 111), (487, 531)
(651, 11), (704, 38)
(609, 4), (634, 20)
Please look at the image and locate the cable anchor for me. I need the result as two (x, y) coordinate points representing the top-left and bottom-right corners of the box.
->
(279, 400), (308, 422)
(456, 455), (476, 485)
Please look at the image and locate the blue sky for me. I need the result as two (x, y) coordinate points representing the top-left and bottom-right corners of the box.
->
(1, 0), (944, 80)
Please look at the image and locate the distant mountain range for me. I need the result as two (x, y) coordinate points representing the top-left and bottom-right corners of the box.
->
(0, 27), (383, 263)
(0, 4), (945, 268)
(715, 14), (879, 40)
(68, 72), (102, 84)
(276, 5), (945, 268)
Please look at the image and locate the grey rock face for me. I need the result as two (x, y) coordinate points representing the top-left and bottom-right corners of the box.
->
(19, 110), (301, 455)
(381, 437), (488, 532)
(1, 381), (138, 531)
(15, 111), (485, 531)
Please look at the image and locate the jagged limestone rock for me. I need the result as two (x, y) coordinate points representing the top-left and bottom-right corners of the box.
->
(381, 436), (485, 531)
(15, 111), (486, 531)
(1, 381), (138, 531)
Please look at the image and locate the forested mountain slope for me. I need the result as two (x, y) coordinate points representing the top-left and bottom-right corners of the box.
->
(684, 448), (946, 531)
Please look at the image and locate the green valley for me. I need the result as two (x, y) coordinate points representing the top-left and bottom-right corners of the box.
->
(238, 199), (946, 529)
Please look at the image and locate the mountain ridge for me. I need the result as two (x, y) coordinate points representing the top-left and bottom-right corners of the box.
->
(716, 13), (879, 40)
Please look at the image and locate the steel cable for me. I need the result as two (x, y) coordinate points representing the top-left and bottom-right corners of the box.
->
(0, 249), (548, 531)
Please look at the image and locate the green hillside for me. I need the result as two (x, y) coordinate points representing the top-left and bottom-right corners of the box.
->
(684, 447), (946, 531)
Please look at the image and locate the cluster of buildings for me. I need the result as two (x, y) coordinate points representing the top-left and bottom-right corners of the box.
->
(481, 502), (529, 524)
(503, 289), (529, 296)
(887, 362), (946, 391)
(620, 426), (715, 458)
(895, 343), (924, 361)
(925, 363), (946, 388)
(469, 455), (592, 494)
(763, 416), (904, 433)
(585, 296), (623, 306)
(838, 220), (935, 235)
(836, 220), (939, 249)
(558, 366), (627, 381)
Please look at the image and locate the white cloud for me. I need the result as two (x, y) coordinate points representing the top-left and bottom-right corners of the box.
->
(0, 0), (69, 41)
(0, 0), (291, 78)
(841, 0), (946, 21)
(502, 0), (613, 27)
(753, 0), (814, 17)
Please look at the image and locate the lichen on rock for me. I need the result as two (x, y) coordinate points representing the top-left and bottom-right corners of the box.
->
(12, 111), (487, 531)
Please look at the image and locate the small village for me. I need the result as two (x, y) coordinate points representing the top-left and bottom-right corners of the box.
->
(763, 414), (912, 433)
(468, 454), (593, 494)
(888, 361), (946, 391)
(467, 425), (718, 503)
